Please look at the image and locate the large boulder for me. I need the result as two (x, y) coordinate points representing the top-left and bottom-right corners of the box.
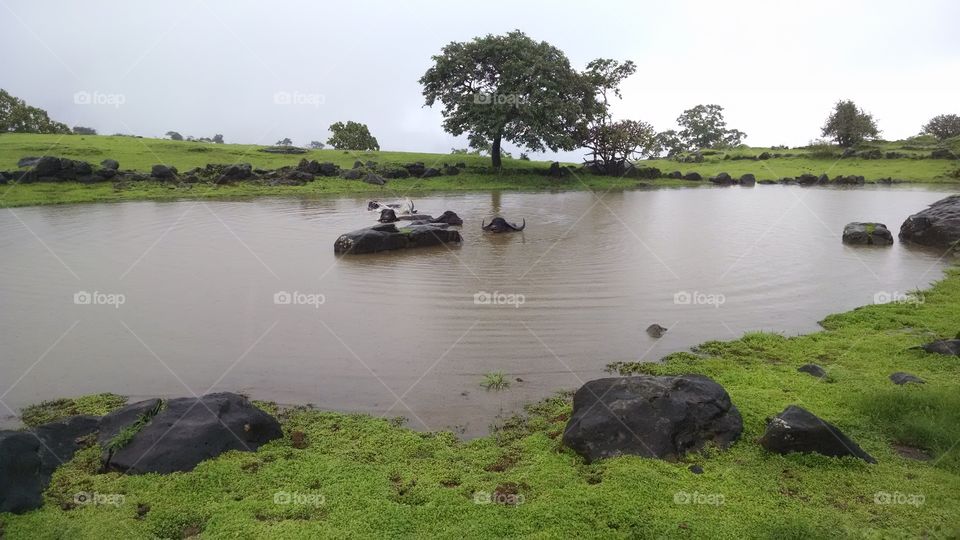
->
(682, 172), (702, 181)
(0, 431), (44, 514)
(0, 415), (100, 514)
(421, 167), (441, 178)
(796, 173), (819, 186)
(100, 159), (120, 170)
(842, 222), (893, 245)
(759, 405), (876, 463)
(98, 393), (281, 474)
(334, 223), (462, 254)
(215, 163), (253, 184)
(918, 339), (960, 356)
(363, 173), (386, 186)
(709, 172), (735, 185)
(150, 164), (177, 179)
(341, 169), (363, 180)
(739, 173), (756, 186)
(899, 195), (960, 249)
(562, 375), (743, 463)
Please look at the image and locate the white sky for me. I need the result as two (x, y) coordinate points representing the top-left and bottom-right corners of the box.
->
(2, 0), (957, 161)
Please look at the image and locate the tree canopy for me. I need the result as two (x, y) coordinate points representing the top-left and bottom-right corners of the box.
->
(0, 89), (70, 134)
(165, 131), (183, 141)
(327, 121), (379, 151)
(675, 104), (745, 151)
(821, 100), (880, 147)
(420, 30), (596, 168)
(922, 114), (960, 141)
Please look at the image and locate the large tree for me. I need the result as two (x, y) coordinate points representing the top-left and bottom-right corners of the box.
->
(821, 99), (879, 147)
(0, 89), (70, 134)
(675, 104), (745, 150)
(922, 114), (960, 141)
(327, 121), (379, 151)
(420, 31), (595, 168)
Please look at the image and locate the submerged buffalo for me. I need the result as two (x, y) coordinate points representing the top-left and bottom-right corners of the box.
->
(368, 198), (415, 215)
(482, 217), (525, 233)
(378, 208), (398, 222)
(379, 209), (462, 225)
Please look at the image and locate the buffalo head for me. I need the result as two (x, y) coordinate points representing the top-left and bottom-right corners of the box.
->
(378, 208), (398, 223)
(482, 217), (525, 232)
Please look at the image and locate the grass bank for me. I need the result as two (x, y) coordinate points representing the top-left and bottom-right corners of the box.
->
(0, 134), (957, 208)
(2, 267), (958, 538)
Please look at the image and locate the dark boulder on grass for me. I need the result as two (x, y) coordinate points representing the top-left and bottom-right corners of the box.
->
(796, 173), (819, 186)
(99, 393), (281, 474)
(443, 165), (460, 176)
(0, 415), (101, 514)
(759, 405), (876, 463)
(667, 170), (683, 179)
(709, 172), (735, 185)
(318, 162), (339, 176)
(842, 222), (893, 246)
(17, 156), (41, 168)
(100, 159), (119, 170)
(364, 173), (386, 186)
(547, 162), (565, 178)
(562, 375), (743, 463)
(150, 164), (177, 179)
(404, 163), (426, 177)
(899, 195), (960, 249)
(334, 222), (462, 254)
(421, 167), (441, 178)
(890, 372), (925, 385)
(341, 169), (363, 180)
(739, 173), (756, 186)
(834, 175), (865, 185)
(215, 163), (253, 184)
(930, 148), (954, 159)
(296, 159), (322, 174)
(0, 431), (43, 514)
(917, 339), (960, 356)
(682, 172), (702, 181)
(797, 364), (826, 378)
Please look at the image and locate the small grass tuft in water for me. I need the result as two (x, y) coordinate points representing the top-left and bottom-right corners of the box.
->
(481, 371), (510, 391)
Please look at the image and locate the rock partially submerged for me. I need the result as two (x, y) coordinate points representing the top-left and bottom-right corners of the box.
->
(646, 323), (668, 338)
(759, 405), (876, 463)
(99, 393), (282, 474)
(899, 195), (960, 249)
(334, 223), (462, 254)
(842, 222), (894, 245)
(562, 375), (743, 463)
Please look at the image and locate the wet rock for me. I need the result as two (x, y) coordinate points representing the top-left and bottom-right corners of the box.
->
(758, 179), (777, 185)
(216, 163), (253, 184)
(796, 173), (819, 186)
(918, 339), (960, 356)
(296, 159), (322, 174)
(318, 162), (339, 176)
(818, 174), (830, 184)
(759, 405), (876, 463)
(899, 195), (960, 249)
(341, 169), (363, 180)
(709, 172), (735, 185)
(334, 223), (462, 254)
(404, 163), (426, 177)
(739, 173), (756, 186)
(443, 165), (460, 176)
(17, 156), (41, 168)
(682, 172), (702, 181)
(797, 364), (826, 378)
(890, 372), (925, 385)
(646, 323), (668, 338)
(562, 375), (743, 463)
(421, 167), (441, 178)
(34, 415), (100, 475)
(667, 171), (683, 179)
(150, 164), (177, 179)
(0, 431), (43, 514)
(842, 222), (893, 246)
(99, 393), (281, 474)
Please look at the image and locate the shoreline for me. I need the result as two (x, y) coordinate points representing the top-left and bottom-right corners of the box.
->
(3, 266), (958, 537)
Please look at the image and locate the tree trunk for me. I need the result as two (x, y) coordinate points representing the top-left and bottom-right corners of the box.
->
(491, 131), (503, 170)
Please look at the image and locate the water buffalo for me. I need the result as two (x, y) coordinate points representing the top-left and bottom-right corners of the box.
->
(378, 208), (398, 223)
(482, 217), (525, 232)
(431, 210), (463, 226)
(368, 198), (415, 215)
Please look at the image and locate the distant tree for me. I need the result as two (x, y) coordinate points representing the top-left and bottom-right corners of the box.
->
(821, 100), (880, 147)
(308, 140), (325, 149)
(276, 137), (293, 146)
(165, 131), (183, 141)
(0, 89), (70, 134)
(519, 152), (530, 161)
(676, 104), (746, 150)
(450, 148), (469, 155)
(326, 121), (379, 151)
(653, 130), (686, 157)
(420, 30), (595, 169)
(212, 133), (224, 144)
(922, 114), (960, 141)
(72, 126), (97, 135)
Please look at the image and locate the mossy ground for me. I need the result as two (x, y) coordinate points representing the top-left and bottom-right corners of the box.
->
(0, 134), (957, 208)
(2, 266), (959, 538)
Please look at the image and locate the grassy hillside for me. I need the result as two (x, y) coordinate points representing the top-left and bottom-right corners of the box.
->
(0, 133), (957, 208)
(2, 268), (959, 538)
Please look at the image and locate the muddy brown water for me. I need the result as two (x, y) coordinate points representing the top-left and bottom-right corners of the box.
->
(0, 186), (955, 436)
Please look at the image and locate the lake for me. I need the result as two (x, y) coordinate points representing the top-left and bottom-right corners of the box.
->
(0, 185), (954, 436)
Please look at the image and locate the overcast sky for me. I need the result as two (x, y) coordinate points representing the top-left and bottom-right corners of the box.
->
(2, 0), (958, 161)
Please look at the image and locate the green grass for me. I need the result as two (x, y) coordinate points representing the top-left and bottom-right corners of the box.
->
(3, 267), (960, 538)
(0, 133), (957, 208)
(20, 394), (127, 427)
(480, 372), (511, 391)
(105, 400), (164, 453)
